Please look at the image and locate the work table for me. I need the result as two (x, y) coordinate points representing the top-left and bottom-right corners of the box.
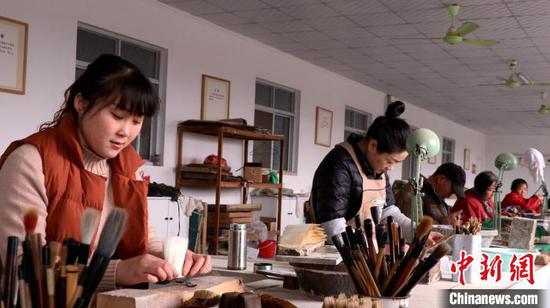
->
(97, 255), (550, 307)
(210, 255), (550, 308)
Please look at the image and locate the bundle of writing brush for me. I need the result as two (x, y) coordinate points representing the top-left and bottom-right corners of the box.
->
(332, 213), (451, 298)
(0, 207), (128, 308)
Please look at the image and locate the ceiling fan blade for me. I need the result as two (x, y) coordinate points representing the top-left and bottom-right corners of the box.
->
(516, 72), (531, 85)
(527, 82), (550, 87)
(496, 77), (508, 82)
(456, 22), (479, 36)
(462, 38), (499, 47)
(392, 37), (441, 40)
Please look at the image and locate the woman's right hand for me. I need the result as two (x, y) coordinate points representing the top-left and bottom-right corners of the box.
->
(116, 254), (179, 286)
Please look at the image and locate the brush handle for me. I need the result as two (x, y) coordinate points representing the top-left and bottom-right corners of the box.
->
(386, 256), (418, 296)
(396, 257), (439, 297)
(76, 245), (90, 266)
(72, 254), (111, 308)
(65, 265), (79, 307)
(45, 268), (55, 308)
(374, 246), (386, 280)
(332, 235), (364, 295)
(4, 237), (19, 308)
(18, 279), (30, 308)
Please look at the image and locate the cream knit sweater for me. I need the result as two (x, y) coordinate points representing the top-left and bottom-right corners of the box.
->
(0, 144), (163, 291)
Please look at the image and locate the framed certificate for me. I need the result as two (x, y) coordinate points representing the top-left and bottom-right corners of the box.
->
(201, 74), (230, 121)
(0, 16), (28, 95)
(315, 106), (333, 147)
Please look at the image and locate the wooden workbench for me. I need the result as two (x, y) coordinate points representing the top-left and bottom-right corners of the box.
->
(97, 256), (549, 308)
(209, 256), (550, 308)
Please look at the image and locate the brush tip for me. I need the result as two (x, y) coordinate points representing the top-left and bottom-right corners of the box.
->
(432, 243), (451, 259)
(415, 216), (433, 239)
(81, 208), (100, 244)
(23, 208), (39, 234)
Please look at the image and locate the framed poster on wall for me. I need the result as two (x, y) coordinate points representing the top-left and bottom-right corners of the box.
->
(315, 106), (333, 147)
(201, 74), (230, 121)
(0, 16), (28, 95)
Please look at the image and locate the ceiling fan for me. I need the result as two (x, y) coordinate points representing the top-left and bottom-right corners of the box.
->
(479, 60), (550, 88)
(505, 92), (550, 115)
(394, 3), (498, 47)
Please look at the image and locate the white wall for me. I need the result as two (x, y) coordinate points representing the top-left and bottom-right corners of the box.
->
(1, 0), (487, 204)
(487, 136), (550, 196)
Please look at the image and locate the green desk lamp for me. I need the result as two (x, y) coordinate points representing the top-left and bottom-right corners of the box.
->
(406, 128), (441, 235)
(493, 152), (518, 235)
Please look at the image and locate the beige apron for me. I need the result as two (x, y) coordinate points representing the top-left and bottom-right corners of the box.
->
(339, 142), (387, 228)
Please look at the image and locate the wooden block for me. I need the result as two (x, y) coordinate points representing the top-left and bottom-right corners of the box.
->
(508, 217), (537, 250)
(97, 276), (244, 308)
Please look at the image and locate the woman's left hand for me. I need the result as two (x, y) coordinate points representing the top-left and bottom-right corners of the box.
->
(182, 250), (212, 277)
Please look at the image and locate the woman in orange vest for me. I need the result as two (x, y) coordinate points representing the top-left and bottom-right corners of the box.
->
(0, 54), (210, 289)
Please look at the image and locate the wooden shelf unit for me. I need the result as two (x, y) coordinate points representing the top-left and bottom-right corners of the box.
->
(176, 121), (285, 255)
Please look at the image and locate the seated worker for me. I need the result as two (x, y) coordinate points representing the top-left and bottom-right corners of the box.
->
(395, 163), (466, 225)
(501, 178), (542, 214)
(311, 101), (442, 244)
(451, 171), (498, 224)
(0, 55), (211, 290)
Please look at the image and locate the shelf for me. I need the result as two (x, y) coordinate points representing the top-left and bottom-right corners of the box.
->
(178, 122), (284, 141)
(177, 119), (284, 255)
(178, 178), (282, 189)
(179, 179), (242, 188)
(248, 183), (282, 189)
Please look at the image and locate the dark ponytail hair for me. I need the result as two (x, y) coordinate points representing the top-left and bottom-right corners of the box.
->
(473, 171), (498, 197)
(40, 54), (159, 130)
(510, 178), (527, 191)
(365, 101), (411, 154)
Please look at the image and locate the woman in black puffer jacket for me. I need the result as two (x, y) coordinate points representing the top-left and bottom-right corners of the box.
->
(311, 101), (441, 244)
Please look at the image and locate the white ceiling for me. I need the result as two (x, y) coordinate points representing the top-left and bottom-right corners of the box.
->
(159, 0), (550, 135)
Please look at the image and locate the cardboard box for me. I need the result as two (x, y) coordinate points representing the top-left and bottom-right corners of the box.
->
(243, 163), (263, 183)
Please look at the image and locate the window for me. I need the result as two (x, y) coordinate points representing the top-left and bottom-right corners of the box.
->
(441, 137), (455, 164)
(253, 80), (299, 172)
(75, 24), (167, 164)
(344, 106), (371, 140)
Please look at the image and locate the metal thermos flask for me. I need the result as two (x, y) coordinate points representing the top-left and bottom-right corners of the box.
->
(227, 223), (247, 270)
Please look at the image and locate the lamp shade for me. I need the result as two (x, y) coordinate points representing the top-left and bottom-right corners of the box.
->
(494, 152), (518, 171)
(406, 128), (441, 158)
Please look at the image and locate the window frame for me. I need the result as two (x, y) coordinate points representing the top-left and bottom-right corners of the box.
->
(253, 79), (300, 173)
(441, 137), (456, 164)
(344, 106), (372, 140)
(75, 22), (167, 165)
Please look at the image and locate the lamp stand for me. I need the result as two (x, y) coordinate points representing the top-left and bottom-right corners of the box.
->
(410, 144), (426, 237)
(492, 167), (505, 237)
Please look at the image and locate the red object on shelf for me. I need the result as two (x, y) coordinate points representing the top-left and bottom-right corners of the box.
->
(258, 240), (277, 258)
(203, 154), (228, 167)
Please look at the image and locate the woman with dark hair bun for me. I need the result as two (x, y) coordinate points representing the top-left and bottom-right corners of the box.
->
(451, 171), (499, 223)
(311, 101), (442, 244)
(0, 54), (210, 290)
